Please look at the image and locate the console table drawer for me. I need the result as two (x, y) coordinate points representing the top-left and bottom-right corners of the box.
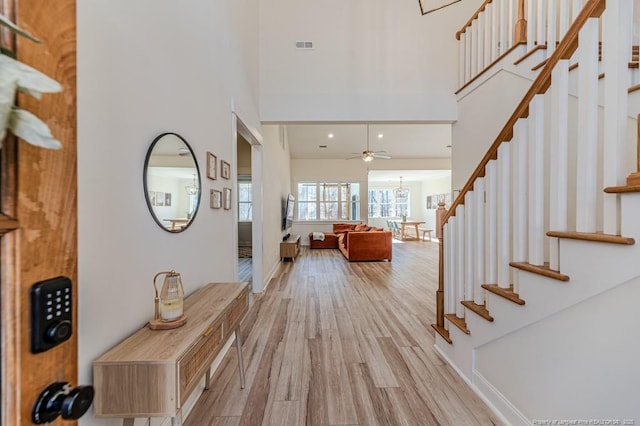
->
(227, 287), (248, 331)
(178, 319), (224, 405)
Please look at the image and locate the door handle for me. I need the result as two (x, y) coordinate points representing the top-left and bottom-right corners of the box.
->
(32, 382), (94, 424)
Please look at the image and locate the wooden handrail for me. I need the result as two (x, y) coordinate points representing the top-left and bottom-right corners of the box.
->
(435, 0), (606, 342)
(456, 0), (492, 40)
(444, 0), (605, 226)
(456, 0), (528, 41)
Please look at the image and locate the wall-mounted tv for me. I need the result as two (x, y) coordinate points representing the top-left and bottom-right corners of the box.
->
(283, 194), (295, 231)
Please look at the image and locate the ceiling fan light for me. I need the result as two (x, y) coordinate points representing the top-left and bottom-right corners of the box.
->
(362, 152), (374, 162)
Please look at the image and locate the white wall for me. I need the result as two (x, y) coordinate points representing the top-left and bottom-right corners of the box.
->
(261, 125), (293, 279)
(76, 0), (279, 424)
(476, 275), (640, 422)
(421, 175), (451, 231)
(452, 70), (532, 190)
(259, 0), (484, 122)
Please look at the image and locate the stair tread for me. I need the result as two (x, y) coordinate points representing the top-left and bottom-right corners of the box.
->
(604, 184), (640, 193)
(444, 314), (470, 334)
(547, 230), (635, 245)
(513, 44), (547, 66)
(509, 262), (570, 281)
(461, 301), (494, 322)
(431, 324), (452, 344)
(481, 284), (526, 305)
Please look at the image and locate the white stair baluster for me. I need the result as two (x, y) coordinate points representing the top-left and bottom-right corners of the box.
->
(471, 21), (478, 78)
(477, 11), (486, 72)
(576, 18), (600, 233)
(465, 191), (475, 303)
(559, 0), (570, 40)
(464, 32), (472, 83)
(572, 0), (583, 23)
(444, 221), (455, 317)
(484, 3), (493, 66)
(456, 205), (466, 317)
(508, 0), (516, 48)
(474, 178), (486, 306)
(497, 143), (512, 288)
(485, 161), (498, 284)
(528, 0), (537, 50)
(547, 0), (557, 54)
(512, 118), (528, 293)
(549, 59), (570, 271)
(536, 0), (547, 47)
(603, 0), (633, 235)
(500, 0), (509, 54)
(459, 32), (465, 87)
(492, 0), (500, 60)
(444, 216), (460, 314)
(529, 95), (545, 266)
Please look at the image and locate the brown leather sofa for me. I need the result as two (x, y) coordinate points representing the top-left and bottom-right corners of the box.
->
(309, 223), (392, 262)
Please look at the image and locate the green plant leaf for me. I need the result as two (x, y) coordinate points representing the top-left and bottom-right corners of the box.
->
(0, 13), (41, 43)
(9, 108), (61, 149)
(0, 54), (61, 98)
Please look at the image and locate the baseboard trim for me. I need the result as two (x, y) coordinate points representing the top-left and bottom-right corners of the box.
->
(472, 370), (530, 426)
(432, 344), (516, 426)
(261, 258), (282, 293)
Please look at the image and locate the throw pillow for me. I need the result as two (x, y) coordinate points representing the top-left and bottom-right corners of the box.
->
(354, 224), (367, 232)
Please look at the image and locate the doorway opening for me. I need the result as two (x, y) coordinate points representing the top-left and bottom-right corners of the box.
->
(232, 114), (263, 292)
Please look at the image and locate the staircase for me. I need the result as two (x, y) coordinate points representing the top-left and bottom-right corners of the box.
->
(432, 0), (640, 423)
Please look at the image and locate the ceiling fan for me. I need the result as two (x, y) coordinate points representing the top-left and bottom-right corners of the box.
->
(346, 125), (392, 162)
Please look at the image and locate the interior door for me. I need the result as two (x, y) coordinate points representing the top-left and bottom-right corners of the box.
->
(1, 0), (80, 424)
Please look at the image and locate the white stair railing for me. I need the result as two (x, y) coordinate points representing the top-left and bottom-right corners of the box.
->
(435, 0), (636, 340)
(457, 0), (598, 89)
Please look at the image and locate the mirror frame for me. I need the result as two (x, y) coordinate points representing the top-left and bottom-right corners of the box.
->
(143, 132), (201, 233)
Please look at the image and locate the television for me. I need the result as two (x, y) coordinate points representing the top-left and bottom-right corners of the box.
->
(283, 194), (295, 231)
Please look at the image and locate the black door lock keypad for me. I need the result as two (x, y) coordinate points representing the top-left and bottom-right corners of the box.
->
(31, 276), (73, 353)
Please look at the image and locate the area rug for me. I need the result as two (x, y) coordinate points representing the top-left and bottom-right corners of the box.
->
(238, 246), (252, 258)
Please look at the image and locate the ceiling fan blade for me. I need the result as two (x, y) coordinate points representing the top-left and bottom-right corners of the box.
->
(373, 153), (392, 159)
(345, 155), (363, 160)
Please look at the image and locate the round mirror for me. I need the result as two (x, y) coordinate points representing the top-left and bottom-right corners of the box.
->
(143, 133), (201, 233)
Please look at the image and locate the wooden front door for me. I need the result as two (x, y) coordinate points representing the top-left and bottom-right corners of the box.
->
(1, 0), (79, 424)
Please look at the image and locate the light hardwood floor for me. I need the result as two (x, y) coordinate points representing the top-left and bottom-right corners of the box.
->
(187, 241), (502, 425)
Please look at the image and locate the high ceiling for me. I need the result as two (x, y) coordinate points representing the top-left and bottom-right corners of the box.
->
(286, 123), (452, 160)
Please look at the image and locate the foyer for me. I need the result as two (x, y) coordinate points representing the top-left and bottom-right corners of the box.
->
(186, 243), (500, 425)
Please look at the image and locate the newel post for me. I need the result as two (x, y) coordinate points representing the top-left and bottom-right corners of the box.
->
(514, 0), (527, 43)
(435, 201), (448, 329)
(435, 201), (448, 239)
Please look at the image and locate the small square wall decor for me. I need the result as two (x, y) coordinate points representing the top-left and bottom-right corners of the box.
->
(211, 189), (222, 209)
(223, 187), (232, 210)
(221, 160), (231, 180)
(207, 152), (217, 180)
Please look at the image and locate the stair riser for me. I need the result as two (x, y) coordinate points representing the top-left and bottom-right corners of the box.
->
(621, 193), (640, 238)
(558, 238), (640, 298)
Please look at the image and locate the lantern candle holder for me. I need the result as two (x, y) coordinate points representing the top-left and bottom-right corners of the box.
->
(149, 270), (187, 330)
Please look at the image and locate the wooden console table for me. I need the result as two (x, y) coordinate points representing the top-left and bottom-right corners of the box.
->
(280, 234), (301, 261)
(93, 282), (249, 425)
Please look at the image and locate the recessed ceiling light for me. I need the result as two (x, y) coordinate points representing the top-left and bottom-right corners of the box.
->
(377, 133), (383, 139)
(328, 133), (334, 139)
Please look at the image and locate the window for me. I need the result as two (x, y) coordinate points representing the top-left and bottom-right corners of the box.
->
(368, 187), (410, 218)
(238, 181), (252, 221)
(297, 182), (360, 220)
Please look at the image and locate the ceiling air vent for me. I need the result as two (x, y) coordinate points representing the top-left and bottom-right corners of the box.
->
(295, 41), (314, 50)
